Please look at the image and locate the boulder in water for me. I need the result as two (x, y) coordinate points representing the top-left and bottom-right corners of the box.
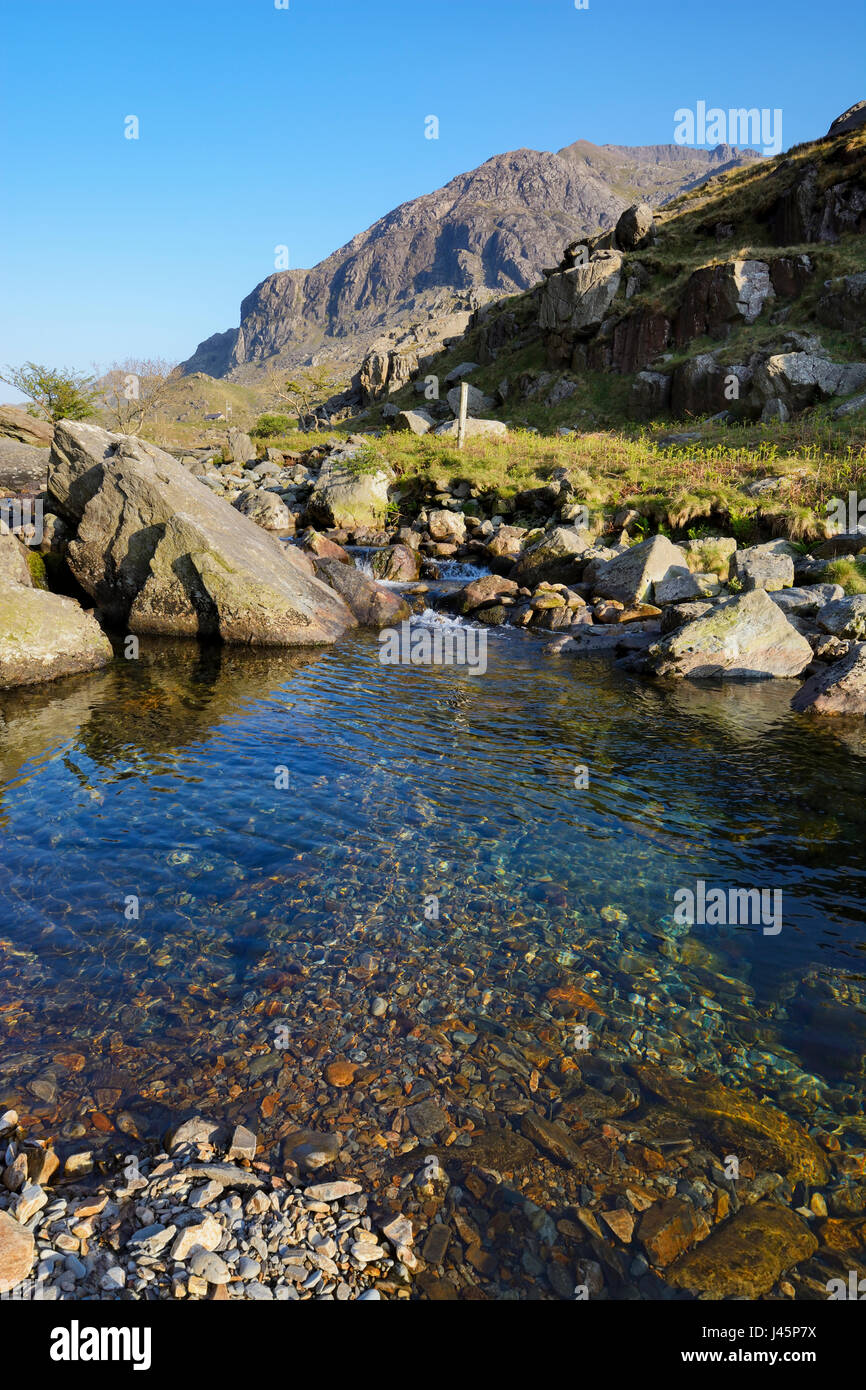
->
(647, 589), (813, 679)
(48, 420), (353, 646)
(313, 558), (410, 628)
(0, 581), (113, 688)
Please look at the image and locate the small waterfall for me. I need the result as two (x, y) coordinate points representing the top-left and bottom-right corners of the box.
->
(347, 546), (490, 585)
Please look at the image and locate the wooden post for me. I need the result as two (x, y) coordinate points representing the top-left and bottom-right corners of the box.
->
(457, 380), (468, 449)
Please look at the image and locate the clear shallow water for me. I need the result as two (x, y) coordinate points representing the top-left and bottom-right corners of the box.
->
(1, 629), (865, 1162)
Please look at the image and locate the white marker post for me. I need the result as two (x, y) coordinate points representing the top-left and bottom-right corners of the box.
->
(457, 380), (468, 449)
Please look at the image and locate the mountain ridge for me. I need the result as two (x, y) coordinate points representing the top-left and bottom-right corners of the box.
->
(181, 138), (762, 383)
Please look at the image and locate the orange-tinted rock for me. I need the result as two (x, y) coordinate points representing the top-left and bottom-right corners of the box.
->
(638, 1197), (710, 1268)
(818, 1217), (866, 1253)
(325, 1060), (357, 1088)
(601, 1208), (635, 1243)
(632, 1064), (829, 1184)
(53, 1052), (86, 1072)
(466, 1243), (496, 1276)
(520, 1111), (582, 1167)
(545, 985), (604, 1016)
(667, 1202), (818, 1298)
(26, 1147), (59, 1185)
(0, 1208), (35, 1294)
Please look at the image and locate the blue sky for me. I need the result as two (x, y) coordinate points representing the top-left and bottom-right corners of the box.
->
(1, 0), (863, 398)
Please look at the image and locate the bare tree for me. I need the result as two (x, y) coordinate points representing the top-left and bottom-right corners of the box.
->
(101, 358), (179, 434)
(264, 362), (338, 431)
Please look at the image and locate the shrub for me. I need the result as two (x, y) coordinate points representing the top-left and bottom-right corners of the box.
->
(251, 413), (293, 439)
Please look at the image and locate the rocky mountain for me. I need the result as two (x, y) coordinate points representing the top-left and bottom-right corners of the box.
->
(366, 107), (866, 434)
(182, 140), (761, 385)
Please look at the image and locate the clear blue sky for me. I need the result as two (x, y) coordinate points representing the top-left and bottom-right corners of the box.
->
(1, 0), (863, 398)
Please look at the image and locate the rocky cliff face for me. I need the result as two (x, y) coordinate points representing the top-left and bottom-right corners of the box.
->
(181, 141), (761, 382)
(365, 112), (866, 435)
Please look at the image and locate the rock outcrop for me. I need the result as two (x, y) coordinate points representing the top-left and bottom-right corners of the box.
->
(181, 142), (759, 383)
(792, 643), (866, 715)
(648, 589), (813, 679)
(0, 405), (53, 447)
(675, 260), (774, 344)
(539, 251), (623, 362)
(48, 420), (354, 646)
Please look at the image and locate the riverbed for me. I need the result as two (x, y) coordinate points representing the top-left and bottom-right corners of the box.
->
(1, 624), (865, 1295)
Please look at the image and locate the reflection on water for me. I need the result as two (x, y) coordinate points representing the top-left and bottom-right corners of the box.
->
(1, 631), (865, 1180)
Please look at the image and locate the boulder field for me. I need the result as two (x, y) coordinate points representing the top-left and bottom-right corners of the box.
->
(2, 420), (866, 720)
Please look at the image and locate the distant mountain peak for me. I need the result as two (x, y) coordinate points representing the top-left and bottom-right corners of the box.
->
(182, 137), (762, 383)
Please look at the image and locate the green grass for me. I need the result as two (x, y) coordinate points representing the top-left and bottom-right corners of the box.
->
(825, 558), (866, 594)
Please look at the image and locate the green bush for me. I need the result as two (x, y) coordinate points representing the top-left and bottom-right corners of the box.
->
(251, 413), (292, 439)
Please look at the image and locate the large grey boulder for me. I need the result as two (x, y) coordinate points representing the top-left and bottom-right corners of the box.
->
(369, 544), (420, 582)
(306, 456), (393, 530)
(48, 420), (353, 646)
(792, 643), (866, 715)
(0, 581), (113, 688)
(233, 489), (294, 533)
(730, 544), (795, 592)
(510, 526), (594, 587)
(0, 532), (33, 588)
(446, 384), (494, 417)
(224, 428), (255, 464)
(393, 409), (434, 435)
(615, 202), (655, 251)
(648, 589), (813, 680)
(770, 583), (843, 616)
(592, 535), (687, 605)
(539, 251), (623, 350)
(652, 567), (721, 605)
(427, 509), (467, 544)
(432, 418), (507, 440)
(753, 352), (866, 410)
(816, 595), (866, 639)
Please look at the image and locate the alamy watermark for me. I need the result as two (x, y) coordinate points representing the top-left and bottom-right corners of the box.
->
(826, 1271), (866, 1300)
(674, 880), (783, 936)
(0, 497), (43, 545)
(378, 620), (487, 675)
(826, 492), (866, 536)
(674, 102), (783, 157)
